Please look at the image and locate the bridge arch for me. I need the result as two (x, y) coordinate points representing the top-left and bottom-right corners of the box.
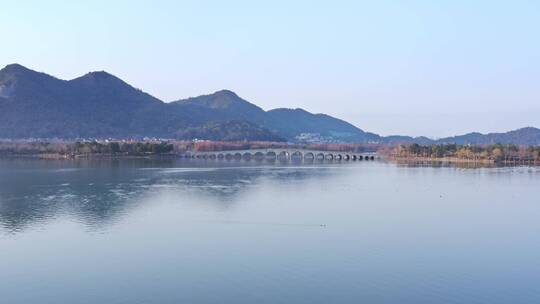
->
(266, 151), (277, 160)
(316, 153), (325, 161)
(254, 152), (265, 161)
(278, 151), (289, 161)
(242, 152), (252, 161)
(291, 151), (303, 160)
(234, 153), (242, 160)
(325, 153), (334, 160)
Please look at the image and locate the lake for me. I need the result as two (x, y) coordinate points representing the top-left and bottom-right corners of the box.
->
(1, 159), (540, 304)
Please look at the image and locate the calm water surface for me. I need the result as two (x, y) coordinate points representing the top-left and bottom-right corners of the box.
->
(1, 159), (540, 303)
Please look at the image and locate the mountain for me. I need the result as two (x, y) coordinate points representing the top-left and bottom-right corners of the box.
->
(174, 90), (377, 142)
(172, 91), (375, 142)
(0, 64), (174, 138)
(263, 108), (380, 142)
(380, 128), (540, 146)
(175, 120), (285, 142)
(436, 127), (540, 146)
(382, 135), (434, 145)
(1, 64), (538, 145)
(174, 90), (266, 122)
(0, 64), (80, 138)
(0, 64), (374, 142)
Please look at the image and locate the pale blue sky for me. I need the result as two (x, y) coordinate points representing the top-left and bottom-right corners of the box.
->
(1, 0), (539, 137)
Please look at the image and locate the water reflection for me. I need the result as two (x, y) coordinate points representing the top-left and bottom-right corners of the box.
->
(393, 159), (540, 169)
(2, 159), (540, 304)
(0, 159), (339, 233)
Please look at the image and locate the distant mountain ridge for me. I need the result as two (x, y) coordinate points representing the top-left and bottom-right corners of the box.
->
(172, 91), (376, 142)
(437, 127), (540, 146)
(0, 64), (538, 145)
(173, 90), (267, 123)
(382, 127), (540, 146)
(0, 64), (374, 142)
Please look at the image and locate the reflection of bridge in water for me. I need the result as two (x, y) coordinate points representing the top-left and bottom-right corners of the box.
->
(186, 149), (377, 161)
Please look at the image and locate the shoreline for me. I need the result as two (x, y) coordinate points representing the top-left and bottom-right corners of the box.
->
(0, 153), (179, 160)
(0, 153), (539, 168)
(386, 156), (494, 164)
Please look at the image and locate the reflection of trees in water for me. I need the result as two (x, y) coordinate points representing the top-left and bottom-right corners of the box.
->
(0, 164), (150, 233)
(393, 159), (514, 169)
(0, 159), (337, 233)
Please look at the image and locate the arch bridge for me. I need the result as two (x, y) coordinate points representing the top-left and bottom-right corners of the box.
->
(186, 149), (377, 162)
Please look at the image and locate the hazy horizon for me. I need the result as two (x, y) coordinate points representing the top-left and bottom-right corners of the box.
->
(2, 1), (539, 137)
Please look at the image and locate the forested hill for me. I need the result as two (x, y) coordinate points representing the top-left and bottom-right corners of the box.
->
(1, 64), (538, 145)
(383, 127), (540, 146)
(436, 127), (540, 146)
(0, 64), (373, 142)
(172, 91), (378, 143)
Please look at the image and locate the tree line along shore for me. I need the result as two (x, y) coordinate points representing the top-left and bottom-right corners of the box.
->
(0, 141), (174, 159)
(0, 140), (375, 159)
(380, 143), (540, 164)
(1, 141), (540, 165)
